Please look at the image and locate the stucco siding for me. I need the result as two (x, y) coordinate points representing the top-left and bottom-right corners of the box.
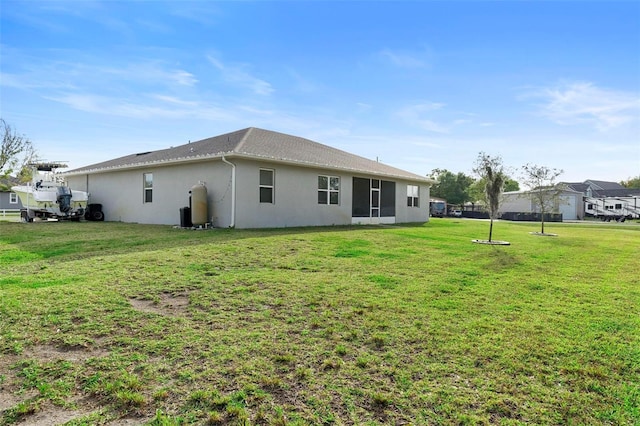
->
(232, 159), (354, 228)
(231, 160), (430, 228)
(67, 160), (234, 226)
(66, 158), (430, 228)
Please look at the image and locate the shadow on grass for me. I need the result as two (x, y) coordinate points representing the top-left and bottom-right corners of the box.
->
(0, 221), (430, 266)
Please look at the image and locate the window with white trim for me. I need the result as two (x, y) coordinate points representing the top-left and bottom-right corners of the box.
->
(143, 173), (153, 203)
(318, 175), (340, 205)
(9, 193), (18, 204)
(407, 185), (419, 207)
(259, 169), (274, 203)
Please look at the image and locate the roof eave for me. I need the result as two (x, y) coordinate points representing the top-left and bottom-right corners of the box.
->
(229, 152), (433, 183)
(62, 152), (231, 176)
(64, 151), (434, 184)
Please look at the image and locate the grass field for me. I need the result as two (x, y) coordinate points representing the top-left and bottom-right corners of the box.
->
(0, 219), (638, 425)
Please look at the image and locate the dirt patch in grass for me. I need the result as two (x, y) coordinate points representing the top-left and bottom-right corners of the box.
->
(107, 415), (149, 425)
(12, 405), (92, 426)
(0, 388), (38, 412)
(129, 293), (190, 316)
(23, 344), (109, 362)
(0, 344), (110, 424)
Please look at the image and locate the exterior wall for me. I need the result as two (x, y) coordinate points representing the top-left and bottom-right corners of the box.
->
(233, 160), (352, 228)
(0, 191), (23, 210)
(394, 180), (430, 224)
(66, 158), (430, 228)
(557, 193), (583, 220)
(499, 192), (532, 214)
(500, 190), (584, 220)
(67, 160), (234, 226)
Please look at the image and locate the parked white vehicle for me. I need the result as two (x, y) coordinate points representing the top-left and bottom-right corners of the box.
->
(11, 162), (89, 222)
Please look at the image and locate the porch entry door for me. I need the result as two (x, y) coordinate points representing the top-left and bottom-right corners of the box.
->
(352, 177), (396, 219)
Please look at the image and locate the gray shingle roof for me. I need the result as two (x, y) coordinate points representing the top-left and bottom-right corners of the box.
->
(563, 182), (590, 193)
(65, 127), (431, 182)
(563, 180), (639, 197)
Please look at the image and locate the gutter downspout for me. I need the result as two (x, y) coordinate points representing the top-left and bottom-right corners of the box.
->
(221, 155), (236, 228)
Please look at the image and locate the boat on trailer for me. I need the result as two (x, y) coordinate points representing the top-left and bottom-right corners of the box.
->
(11, 162), (89, 222)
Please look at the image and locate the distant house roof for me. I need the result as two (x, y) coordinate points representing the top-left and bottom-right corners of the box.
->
(564, 180), (640, 198)
(65, 127), (432, 183)
(0, 176), (20, 191)
(564, 182), (590, 193)
(583, 180), (625, 191)
(503, 187), (583, 196)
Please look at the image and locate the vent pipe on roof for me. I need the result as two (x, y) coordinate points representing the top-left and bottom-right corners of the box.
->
(221, 155), (236, 228)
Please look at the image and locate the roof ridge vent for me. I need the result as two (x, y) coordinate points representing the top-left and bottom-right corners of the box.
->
(136, 151), (152, 156)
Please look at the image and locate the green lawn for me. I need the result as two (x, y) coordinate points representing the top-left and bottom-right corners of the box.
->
(0, 219), (638, 425)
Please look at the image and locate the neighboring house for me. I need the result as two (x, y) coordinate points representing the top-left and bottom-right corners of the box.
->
(499, 188), (585, 221)
(564, 180), (640, 219)
(64, 127), (434, 228)
(0, 190), (23, 211)
(0, 177), (24, 211)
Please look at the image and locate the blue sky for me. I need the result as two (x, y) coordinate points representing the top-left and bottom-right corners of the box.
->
(1, 1), (639, 183)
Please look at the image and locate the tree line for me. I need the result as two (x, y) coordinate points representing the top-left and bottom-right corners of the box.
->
(429, 163), (639, 207)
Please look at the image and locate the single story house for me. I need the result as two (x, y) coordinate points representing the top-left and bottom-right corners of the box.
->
(64, 127), (434, 228)
(499, 187), (585, 220)
(0, 177), (24, 212)
(0, 190), (23, 211)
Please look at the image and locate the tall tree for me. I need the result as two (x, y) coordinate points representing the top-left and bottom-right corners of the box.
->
(504, 178), (520, 192)
(473, 152), (506, 242)
(620, 176), (640, 189)
(1, 119), (36, 189)
(429, 168), (475, 206)
(521, 164), (564, 234)
(469, 176), (519, 208)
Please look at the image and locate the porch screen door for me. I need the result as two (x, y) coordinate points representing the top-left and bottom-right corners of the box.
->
(352, 178), (395, 218)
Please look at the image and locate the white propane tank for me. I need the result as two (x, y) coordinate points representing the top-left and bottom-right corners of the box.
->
(190, 183), (208, 226)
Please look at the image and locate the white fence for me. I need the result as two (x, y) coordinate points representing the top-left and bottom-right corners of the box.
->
(1, 209), (20, 219)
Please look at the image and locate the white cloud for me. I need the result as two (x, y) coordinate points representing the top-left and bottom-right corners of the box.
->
(529, 81), (640, 131)
(396, 103), (449, 133)
(378, 47), (432, 69)
(0, 54), (198, 91)
(207, 55), (274, 96)
(356, 102), (372, 112)
(150, 94), (198, 107)
(285, 68), (319, 93)
(45, 93), (234, 121)
(170, 70), (198, 86)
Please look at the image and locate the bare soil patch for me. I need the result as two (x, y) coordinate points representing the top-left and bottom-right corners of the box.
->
(12, 404), (92, 426)
(129, 293), (190, 316)
(0, 344), (110, 424)
(107, 416), (149, 425)
(21, 344), (109, 363)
